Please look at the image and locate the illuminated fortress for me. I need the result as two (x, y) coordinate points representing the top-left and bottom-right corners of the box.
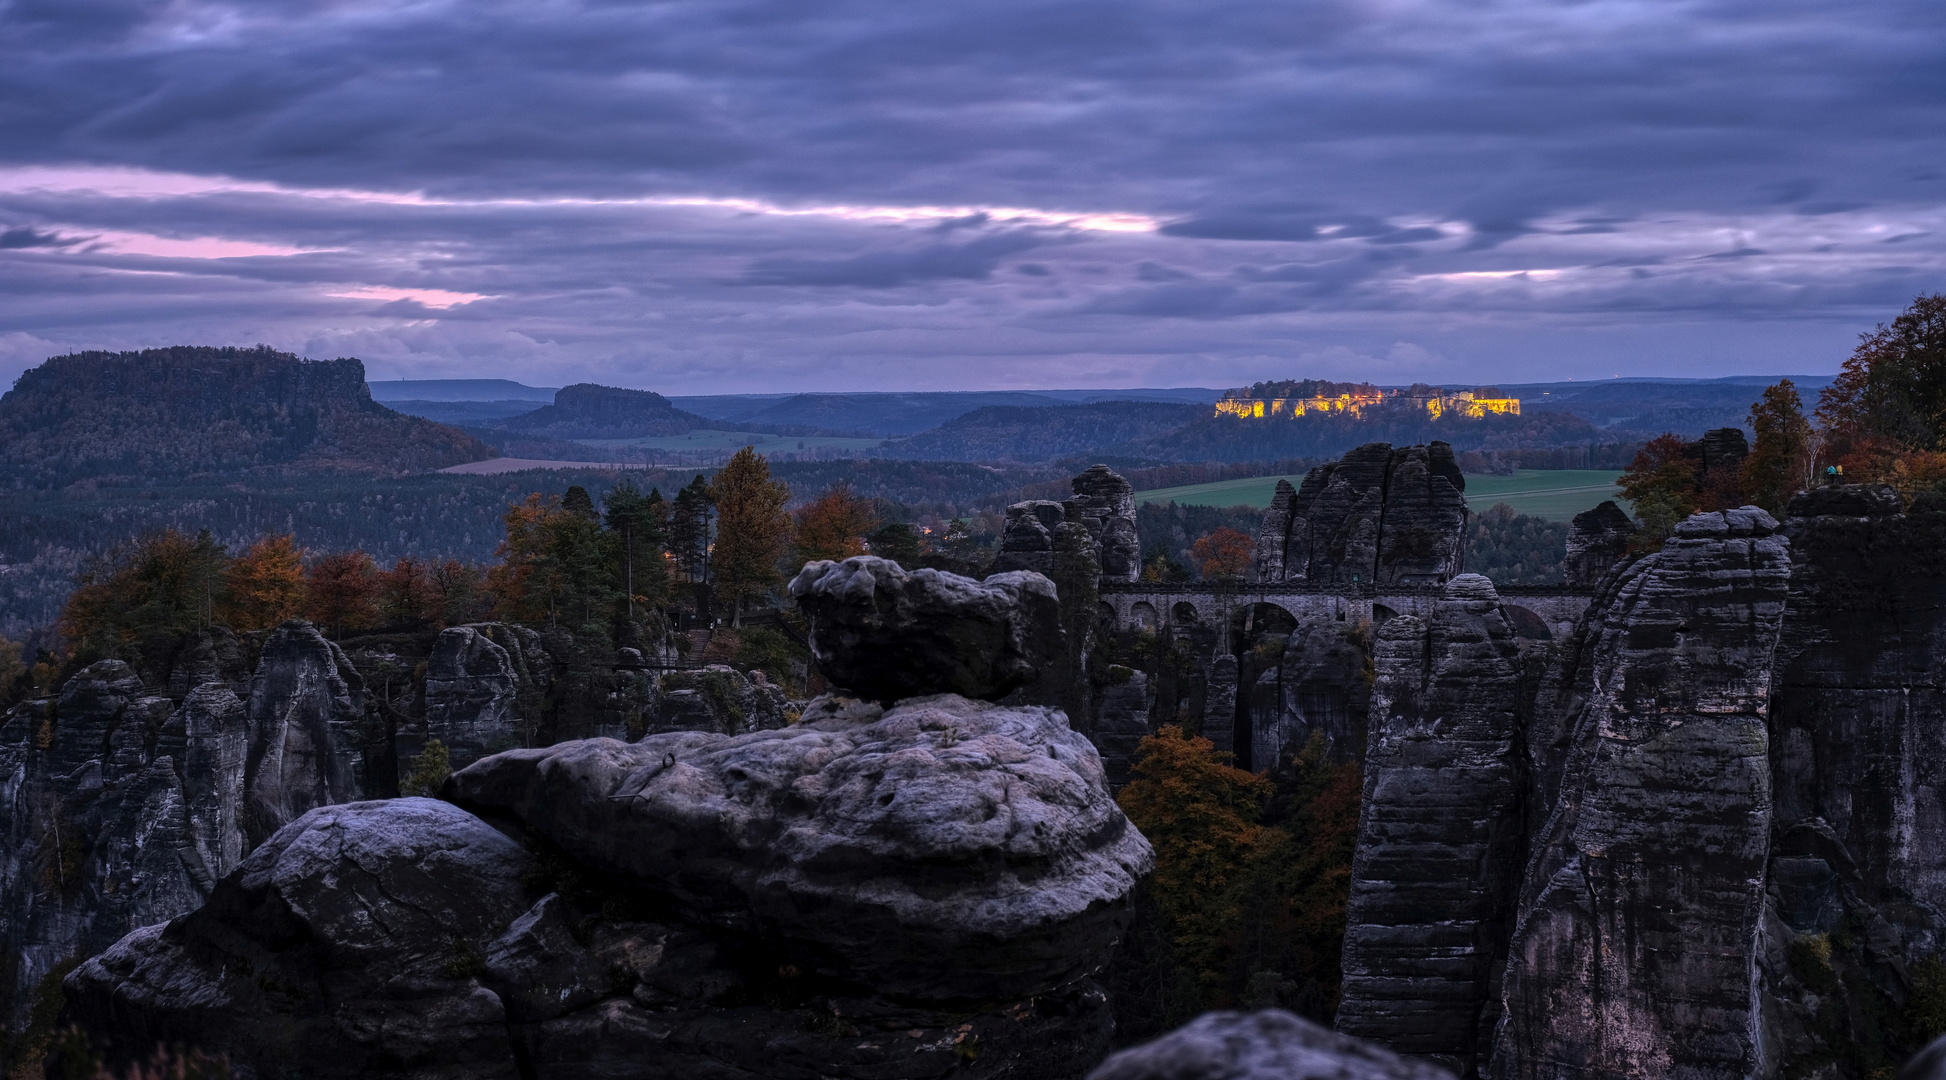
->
(1215, 386), (1520, 420)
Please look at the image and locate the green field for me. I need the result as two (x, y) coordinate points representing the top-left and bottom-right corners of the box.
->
(1136, 469), (1628, 523)
(575, 429), (888, 453)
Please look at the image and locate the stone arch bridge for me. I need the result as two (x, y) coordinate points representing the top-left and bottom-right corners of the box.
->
(1100, 580), (1596, 643)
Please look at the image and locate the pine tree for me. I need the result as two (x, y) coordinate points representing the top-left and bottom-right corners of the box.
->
(669, 476), (715, 584)
(603, 479), (668, 620)
(708, 447), (792, 624)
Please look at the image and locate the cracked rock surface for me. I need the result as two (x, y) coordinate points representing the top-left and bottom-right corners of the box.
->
(449, 692), (1153, 1001)
(1088, 1009), (1456, 1080)
(789, 556), (1063, 703)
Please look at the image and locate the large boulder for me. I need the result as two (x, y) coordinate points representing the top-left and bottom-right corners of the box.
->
(1087, 1010), (1455, 1080)
(447, 692), (1153, 1000)
(60, 798), (534, 1079)
(789, 556), (1064, 703)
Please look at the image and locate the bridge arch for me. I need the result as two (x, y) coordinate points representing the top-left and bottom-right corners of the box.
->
(1130, 601), (1159, 630)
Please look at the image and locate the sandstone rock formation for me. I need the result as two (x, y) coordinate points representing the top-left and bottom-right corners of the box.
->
(0, 662), (249, 1031)
(1492, 507), (1790, 1080)
(652, 663), (788, 734)
(1338, 575), (1528, 1073)
(424, 624), (522, 770)
(1561, 500), (1634, 585)
(1246, 621), (1372, 769)
(790, 556), (1063, 702)
(1255, 442), (1467, 586)
(1760, 485), (1946, 1069)
(61, 683), (1150, 1078)
(1088, 1009), (1456, 1080)
(1070, 464), (1142, 582)
(243, 620), (375, 842)
(994, 465), (1140, 583)
(449, 691), (1152, 1001)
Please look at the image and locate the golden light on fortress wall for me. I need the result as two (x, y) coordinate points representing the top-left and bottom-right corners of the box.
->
(1213, 389), (1519, 420)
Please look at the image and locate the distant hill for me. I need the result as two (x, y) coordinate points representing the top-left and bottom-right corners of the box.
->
(674, 388), (1227, 436)
(367, 378), (559, 403)
(487, 384), (714, 439)
(0, 346), (492, 488)
(880, 401), (1204, 461)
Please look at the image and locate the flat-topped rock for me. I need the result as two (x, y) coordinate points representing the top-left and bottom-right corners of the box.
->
(448, 691), (1152, 1000)
(789, 555), (1064, 702)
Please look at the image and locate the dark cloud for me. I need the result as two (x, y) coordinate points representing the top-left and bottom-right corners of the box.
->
(0, 0), (1942, 389)
(737, 231), (1047, 287)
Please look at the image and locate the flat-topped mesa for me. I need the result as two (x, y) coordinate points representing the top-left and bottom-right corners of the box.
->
(1491, 507), (1790, 1080)
(789, 555), (1064, 703)
(1256, 442), (1468, 587)
(1561, 500), (1634, 586)
(995, 464), (1140, 584)
(1339, 574), (1529, 1075)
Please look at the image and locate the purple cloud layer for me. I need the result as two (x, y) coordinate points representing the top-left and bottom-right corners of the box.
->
(2, 0), (1943, 391)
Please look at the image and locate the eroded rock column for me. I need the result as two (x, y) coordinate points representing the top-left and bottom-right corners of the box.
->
(1491, 508), (1790, 1080)
(1340, 575), (1528, 1075)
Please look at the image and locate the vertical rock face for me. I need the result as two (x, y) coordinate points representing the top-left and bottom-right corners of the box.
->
(1256, 442), (1467, 585)
(653, 664), (790, 735)
(1701, 426), (1751, 474)
(1492, 508), (1790, 1080)
(1070, 464), (1142, 582)
(1205, 653), (1239, 757)
(1340, 575), (1528, 1075)
(992, 499), (1066, 576)
(1248, 622), (1372, 769)
(424, 624), (521, 770)
(1760, 486), (1946, 1071)
(1091, 667), (1152, 788)
(0, 663), (251, 1032)
(1376, 445), (1470, 586)
(1561, 501), (1635, 586)
(243, 621), (373, 843)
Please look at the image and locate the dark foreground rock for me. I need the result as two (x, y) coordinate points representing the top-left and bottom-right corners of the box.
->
(789, 556), (1063, 703)
(449, 692), (1152, 1000)
(1088, 1009), (1456, 1080)
(62, 691), (1149, 1079)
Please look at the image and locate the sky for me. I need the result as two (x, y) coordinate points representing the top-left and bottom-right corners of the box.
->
(2, 0), (1943, 394)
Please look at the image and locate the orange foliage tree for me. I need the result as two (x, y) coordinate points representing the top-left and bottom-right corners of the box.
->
(793, 482), (879, 566)
(1118, 726), (1274, 1001)
(1191, 527), (1254, 580)
(1818, 293), (1946, 484)
(219, 535), (306, 632)
(305, 551), (381, 638)
(61, 529), (228, 663)
(1117, 725), (1362, 1023)
(376, 556), (437, 627)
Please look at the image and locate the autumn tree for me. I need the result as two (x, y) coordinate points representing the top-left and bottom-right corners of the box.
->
(219, 535), (306, 631)
(1819, 293), (1946, 479)
(305, 551), (381, 638)
(375, 556), (437, 628)
(1617, 434), (1701, 551)
(490, 492), (616, 628)
(1741, 379), (1815, 514)
(1118, 726), (1274, 1004)
(709, 447), (792, 623)
(794, 482), (879, 566)
(431, 559), (491, 626)
(55, 529), (228, 673)
(1192, 527), (1254, 581)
